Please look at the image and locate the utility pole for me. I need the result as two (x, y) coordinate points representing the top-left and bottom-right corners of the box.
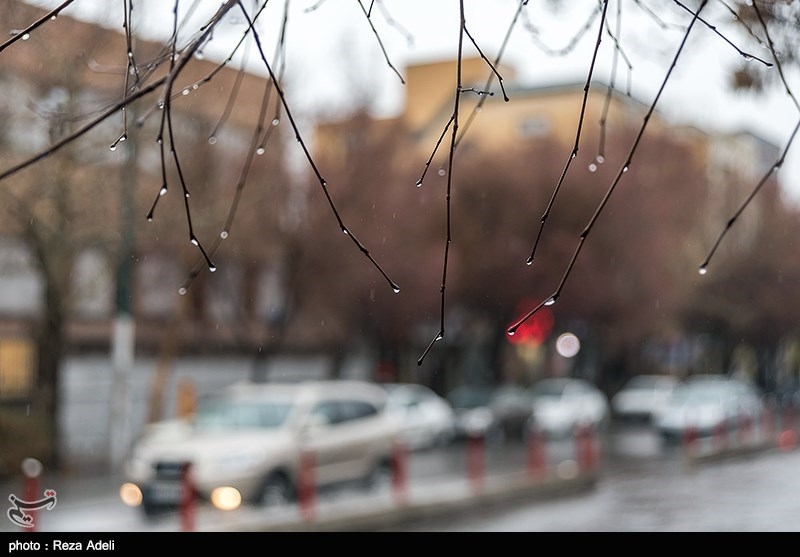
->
(109, 115), (137, 472)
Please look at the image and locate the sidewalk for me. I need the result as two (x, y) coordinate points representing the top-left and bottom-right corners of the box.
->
(203, 468), (599, 532)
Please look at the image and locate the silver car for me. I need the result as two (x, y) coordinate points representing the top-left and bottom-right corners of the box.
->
(381, 383), (456, 451)
(120, 380), (400, 515)
(653, 374), (764, 443)
(528, 377), (610, 439)
(611, 374), (681, 423)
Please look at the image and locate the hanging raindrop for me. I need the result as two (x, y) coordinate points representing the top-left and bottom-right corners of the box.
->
(208, 136), (217, 145)
(182, 88), (190, 96)
(220, 231), (229, 239)
(596, 155), (605, 164)
(256, 146), (265, 155)
(392, 286), (400, 294)
(271, 118), (280, 126)
(178, 287), (187, 296)
(588, 163), (597, 172)
(209, 265), (217, 273)
(698, 264), (708, 275)
(159, 186), (167, 196)
(544, 297), (556, 306)
(415, 179), (423, 188)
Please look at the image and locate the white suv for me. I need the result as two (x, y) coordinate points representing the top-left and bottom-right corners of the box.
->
(120, 379), (400, 515)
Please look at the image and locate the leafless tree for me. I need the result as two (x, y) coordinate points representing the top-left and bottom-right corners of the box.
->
(1, 1), (799, 468)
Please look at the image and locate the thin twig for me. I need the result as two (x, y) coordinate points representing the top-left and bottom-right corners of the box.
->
(509, 0), (710, 335)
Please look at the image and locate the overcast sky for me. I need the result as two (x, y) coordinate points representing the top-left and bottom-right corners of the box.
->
(23, 0), (800, 201)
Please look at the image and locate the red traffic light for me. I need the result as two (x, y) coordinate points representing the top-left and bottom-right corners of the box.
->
(507, 305), (554, 346)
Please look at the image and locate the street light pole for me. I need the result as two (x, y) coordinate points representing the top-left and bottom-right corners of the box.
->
(109, 115), (137, 471)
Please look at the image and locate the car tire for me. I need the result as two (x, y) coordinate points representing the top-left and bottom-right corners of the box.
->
(257, 472), (295, 507)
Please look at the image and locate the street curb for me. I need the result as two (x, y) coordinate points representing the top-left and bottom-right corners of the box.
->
(214, 471), (599, 532)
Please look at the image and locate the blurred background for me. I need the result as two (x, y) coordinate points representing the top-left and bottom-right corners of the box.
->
(0, 0), (798, 491)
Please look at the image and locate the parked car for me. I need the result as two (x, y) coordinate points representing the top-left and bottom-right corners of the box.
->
(120, 380), (400, 515)
(487, 384), (536, 441)
(381, 382), (456, 450)
(652, 374), (764, 443)
(445, 384), (536, 442)
(611, 374), (681, 423)
(446, 385), (498, 441)
(528, 377), (610, 439)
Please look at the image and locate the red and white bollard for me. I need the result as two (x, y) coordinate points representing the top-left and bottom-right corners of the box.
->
(575, 424), (595, 473)
(526, 427), (547, 481)
(466, 432), (485, 492)
(683, 424), (699, 457)
(298, 449), (316, 521)
(738, 414), (753, 447)
(713, 421), (728, 452)
(180, 462), (195, 532)
(21, 458), (42, 532)
(392, 439), (409, 506)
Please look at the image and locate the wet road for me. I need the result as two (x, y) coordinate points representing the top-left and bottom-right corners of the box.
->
(3, 421), (799, 532)
(393, 423), (800, 532)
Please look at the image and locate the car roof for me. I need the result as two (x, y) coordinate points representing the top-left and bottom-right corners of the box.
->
(220, 379), (389, 404)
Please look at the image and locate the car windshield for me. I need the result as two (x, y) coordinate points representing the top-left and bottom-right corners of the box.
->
(193, 399), (294, 430)
(530, 381), (568, 399)
(667, 385), (727, 407)
(625, 376), (669, 391)
(447, 387), (492, 409)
